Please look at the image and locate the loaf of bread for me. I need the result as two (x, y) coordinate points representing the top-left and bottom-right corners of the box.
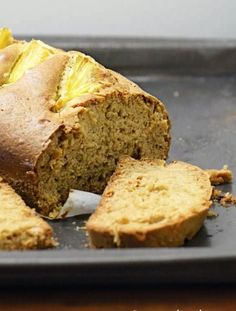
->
(0, 176), (55, 249)
(0, 28), (170, 217)
(87, 157), (212, 248)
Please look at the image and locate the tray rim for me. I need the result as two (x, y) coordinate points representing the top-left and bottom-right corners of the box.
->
(16, 34), (236, 48)
(0, 248), (236, 285)
(16, 35), (236, 75)
(0, 247), (236, 264)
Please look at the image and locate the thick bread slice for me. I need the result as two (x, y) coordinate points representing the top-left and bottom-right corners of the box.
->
(0, 29), (170, 217)
(0, 177), (55, 250)
(87, 157), (212, 248)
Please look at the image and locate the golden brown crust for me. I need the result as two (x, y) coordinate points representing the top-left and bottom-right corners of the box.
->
(0, 35), (170, 215)
(87, 157), (212, 248)
(0, 54), (68, 182)
(88, 209), (208, 248)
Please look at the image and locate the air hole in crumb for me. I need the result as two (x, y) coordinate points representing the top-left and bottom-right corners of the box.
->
(132, 147), (141, 160)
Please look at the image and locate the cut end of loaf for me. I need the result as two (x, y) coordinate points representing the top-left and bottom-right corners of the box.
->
(35, 93), (170, 216)
(87, 157), (212, 248)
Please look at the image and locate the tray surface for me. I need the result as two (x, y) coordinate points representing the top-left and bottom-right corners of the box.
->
(1, 37), (236, 285)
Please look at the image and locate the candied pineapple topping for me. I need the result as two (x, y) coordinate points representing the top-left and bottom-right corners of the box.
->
(55, 52), (109, 111)
(0, 28), (111, 111)
(0, 28), (13, 49)
(8, 40), (58, 84)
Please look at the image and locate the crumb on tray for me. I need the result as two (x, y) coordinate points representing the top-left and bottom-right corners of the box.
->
(206, 165), (233, 186)
(212, 188), (236, 207)
(207, 210), (218, 218)
(74, 225), (86, 231)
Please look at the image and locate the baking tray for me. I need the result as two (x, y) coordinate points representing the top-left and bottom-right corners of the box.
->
(1, 36), (236, 286)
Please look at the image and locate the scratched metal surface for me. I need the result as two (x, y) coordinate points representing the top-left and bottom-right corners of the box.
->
(1, 38), (236, 285)
(137, 74), (236, 248)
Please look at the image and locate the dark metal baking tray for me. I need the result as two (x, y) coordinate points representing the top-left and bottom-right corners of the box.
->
(1, 36), (236, 285)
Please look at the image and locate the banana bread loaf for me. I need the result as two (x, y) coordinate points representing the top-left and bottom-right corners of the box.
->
(0, 28), (170, 217)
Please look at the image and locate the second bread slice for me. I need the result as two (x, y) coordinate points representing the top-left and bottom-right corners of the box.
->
(87, 157), (212, 248)
(0, 177), (56, 250)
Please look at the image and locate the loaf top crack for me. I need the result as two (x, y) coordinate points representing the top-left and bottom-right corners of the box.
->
(0, 28), (171, 216)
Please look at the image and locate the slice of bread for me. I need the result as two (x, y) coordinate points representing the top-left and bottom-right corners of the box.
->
(0, 177), (55, 250)
(87, 157), (212, 248)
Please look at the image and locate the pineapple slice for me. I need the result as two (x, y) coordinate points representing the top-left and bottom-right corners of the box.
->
(0, 28), (13, 49)
(1, 32), (112, 110)
(56, 52), (105, 110)
(8, 40), (58, 84)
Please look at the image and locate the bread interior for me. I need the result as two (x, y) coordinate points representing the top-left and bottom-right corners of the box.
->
(36, 96), (169, 216)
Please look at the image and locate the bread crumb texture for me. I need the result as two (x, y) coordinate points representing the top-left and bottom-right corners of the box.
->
(87, 157), (212, 248)
(0, 28), (170, 216)
(0, 177), (55, 250)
